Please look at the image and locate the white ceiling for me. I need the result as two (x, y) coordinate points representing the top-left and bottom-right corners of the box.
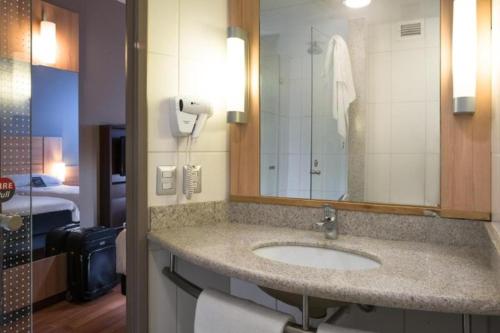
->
(260, 0), (321, 11)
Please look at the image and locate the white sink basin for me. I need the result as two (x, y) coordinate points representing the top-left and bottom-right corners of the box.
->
(253, 245), (380, 271)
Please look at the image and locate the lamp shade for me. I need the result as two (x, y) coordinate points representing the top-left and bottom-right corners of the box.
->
(51, 162), (66, 183)
(452, 0), (476, 114)
(226, 27), (248, 124)
(38, 20), (57, 65)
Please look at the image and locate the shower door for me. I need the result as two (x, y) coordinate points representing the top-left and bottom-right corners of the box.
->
(0, 0), (33, 331)
(310, 27), (348, 201)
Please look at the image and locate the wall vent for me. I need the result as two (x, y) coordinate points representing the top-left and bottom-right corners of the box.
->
(399, 20), (424, 39)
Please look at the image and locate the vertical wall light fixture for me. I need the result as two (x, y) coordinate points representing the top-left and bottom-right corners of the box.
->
(226, 27), (248, 124)
(452, 0), (477, 114)
(50, 162), (66, 183)
(38, 19), (57, 65)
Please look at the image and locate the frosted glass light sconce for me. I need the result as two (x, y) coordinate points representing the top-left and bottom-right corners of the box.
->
(226, 27), (248, 124)
(38, 20), (57, 65)
(452, 0), (476, 114)
(51, 162), (66, 183)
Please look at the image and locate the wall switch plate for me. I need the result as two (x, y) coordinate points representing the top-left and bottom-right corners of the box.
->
(157, 166), (176, 195)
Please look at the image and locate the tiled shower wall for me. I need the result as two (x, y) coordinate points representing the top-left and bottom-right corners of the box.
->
(364, 11), (441, 206)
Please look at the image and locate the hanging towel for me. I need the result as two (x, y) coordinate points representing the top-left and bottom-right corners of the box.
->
(194, 288), (293, 333)
(323, 35), (356, 140)
(318, 322), (375, 333)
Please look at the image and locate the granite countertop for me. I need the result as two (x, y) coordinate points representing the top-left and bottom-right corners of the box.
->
(148, 223), (500, 315)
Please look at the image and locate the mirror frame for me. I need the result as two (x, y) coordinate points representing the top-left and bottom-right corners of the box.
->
(228, 0), (492, 221)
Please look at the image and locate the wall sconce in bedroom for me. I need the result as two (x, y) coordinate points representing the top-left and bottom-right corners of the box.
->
(226, 27), (248, 124)
(51, 162), (66, 183)
(38, 20), (57, 65)
(452, 0), (476, 114)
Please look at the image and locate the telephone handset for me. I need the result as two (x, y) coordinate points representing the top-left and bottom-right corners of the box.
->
(170, 96), (212, 199)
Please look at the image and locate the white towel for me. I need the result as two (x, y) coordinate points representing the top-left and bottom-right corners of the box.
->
(194, 289), (293, 333)
(115, 228), (126, 275)
(324, 35), (356, 140)
(318, 323), (375, 333)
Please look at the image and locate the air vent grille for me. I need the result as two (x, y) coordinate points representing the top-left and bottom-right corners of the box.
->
(399, 20), (424, 39)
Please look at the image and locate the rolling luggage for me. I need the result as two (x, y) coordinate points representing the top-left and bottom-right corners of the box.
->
(45, 223), (80, 256)
(65, 226), (119, 301)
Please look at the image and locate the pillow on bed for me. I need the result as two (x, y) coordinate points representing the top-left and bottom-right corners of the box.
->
(31, 176), (47, 187)
(5, 174), (31, 186)
(38, 174), (63, 186)
(5, 174), (62, 187)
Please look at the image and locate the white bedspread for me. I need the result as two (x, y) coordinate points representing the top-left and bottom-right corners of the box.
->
(16, 185), (80, 208)
(3, 195), (80, 222)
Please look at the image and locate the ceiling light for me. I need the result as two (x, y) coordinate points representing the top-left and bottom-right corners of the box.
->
(343, 0), (372, 9)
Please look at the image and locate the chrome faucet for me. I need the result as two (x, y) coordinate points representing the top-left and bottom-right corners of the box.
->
(316, 205), (337, 240)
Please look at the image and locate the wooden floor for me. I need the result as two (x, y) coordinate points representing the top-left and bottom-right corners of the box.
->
(33, 287), (126, 333)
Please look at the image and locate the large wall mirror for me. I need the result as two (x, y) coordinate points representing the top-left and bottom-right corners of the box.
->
(259, 0), (441, 207)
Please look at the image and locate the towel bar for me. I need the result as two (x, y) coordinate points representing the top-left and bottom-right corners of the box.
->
(162, 254), (316, 333)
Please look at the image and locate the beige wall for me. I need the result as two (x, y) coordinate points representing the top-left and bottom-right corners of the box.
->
(147, 0), (229, 332)
(147, 0), (229, 209)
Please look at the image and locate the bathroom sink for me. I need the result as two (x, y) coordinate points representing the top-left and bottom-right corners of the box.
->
(253, 245), (380, 270)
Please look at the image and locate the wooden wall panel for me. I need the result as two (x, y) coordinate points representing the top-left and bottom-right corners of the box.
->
(32, 0), (79, 72)
(229, 0), (260, 196)
(440, 0), (492, 218)
(33, 254), (67, 303)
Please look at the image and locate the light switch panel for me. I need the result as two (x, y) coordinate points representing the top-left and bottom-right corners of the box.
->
(157, 166), (176, 195)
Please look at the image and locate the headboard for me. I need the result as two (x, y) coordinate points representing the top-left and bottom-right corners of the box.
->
(33, 136), (80, 185)
(32, 136), (62, 174)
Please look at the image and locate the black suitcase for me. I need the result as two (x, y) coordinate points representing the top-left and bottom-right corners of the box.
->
(66, 226), (119, 301)
(45, 223), (80, 256)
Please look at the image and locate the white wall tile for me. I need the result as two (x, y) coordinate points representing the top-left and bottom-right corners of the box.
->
(367, 103), (391, 154)
(147, 53), (179, 153)
(261, 153), (279, 196)
(299, 154), (311, 191)
(178, 0), (227, 63)
(425, 153), (440, 207)
(426, 101), (440, 154)
(391, 102), (426, 154)
(365, 154), (391, 203)
(261, 112), (279, 154)
(177, 152), (228, 204)
(177, 58), (228, 153)
(390, 154), (425, 205)
(368, 52), (391, 103)
(367, 23), (392, 53)
(148, 152), (179, 207)
(148, 0), (179, 56)
(286, 154), (301, 190)
(425, 47), (440, 101)
(424, 17), (440, 48)
(391, 48), (426, 102)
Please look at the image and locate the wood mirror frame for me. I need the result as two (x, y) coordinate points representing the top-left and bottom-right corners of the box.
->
(228, 0), (492, 221)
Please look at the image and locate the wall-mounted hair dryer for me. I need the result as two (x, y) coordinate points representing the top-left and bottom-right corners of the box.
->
(169, 96), (213, 138)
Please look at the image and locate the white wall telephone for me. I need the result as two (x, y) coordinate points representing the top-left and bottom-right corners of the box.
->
(169, 96), (213, 199)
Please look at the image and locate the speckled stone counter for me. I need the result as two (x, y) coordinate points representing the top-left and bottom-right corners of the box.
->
(148, 222), (500, 316)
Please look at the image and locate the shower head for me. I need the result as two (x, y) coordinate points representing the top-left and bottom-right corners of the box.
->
(307, 41), (323, 55)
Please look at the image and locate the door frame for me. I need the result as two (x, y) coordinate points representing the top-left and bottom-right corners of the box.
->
(125, 0), (148, 331)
